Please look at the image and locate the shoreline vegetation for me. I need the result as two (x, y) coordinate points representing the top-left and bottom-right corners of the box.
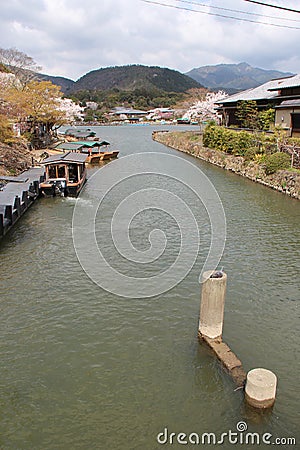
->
(152, 130), (300, 200)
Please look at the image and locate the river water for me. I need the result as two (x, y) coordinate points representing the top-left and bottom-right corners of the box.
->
(0, 125), (299, 449)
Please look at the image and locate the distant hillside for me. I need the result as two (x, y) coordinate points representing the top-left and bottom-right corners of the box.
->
(2, 68), (76, 94)
(73, 65), (202, 93)
(37, 73), (75, 94)
(186, 62), (294, 91)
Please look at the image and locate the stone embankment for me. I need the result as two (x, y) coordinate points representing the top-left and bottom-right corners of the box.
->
(153, 131), (300, 200)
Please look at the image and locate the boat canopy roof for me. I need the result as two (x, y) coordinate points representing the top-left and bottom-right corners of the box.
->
(55, 142), (84, 151)
(42, 152), (87, 165)
(55, 141), (110, 151)
(64, 128), (96, 138)
(75, 140), (110, 147)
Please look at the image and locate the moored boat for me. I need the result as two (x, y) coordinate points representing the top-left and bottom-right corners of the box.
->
(63, 127), (97, 140)
(53, 140), (119, 164)
(177, 118), (191, 124)
(85, 149), (119, 163)
(40, 152), (87, 197)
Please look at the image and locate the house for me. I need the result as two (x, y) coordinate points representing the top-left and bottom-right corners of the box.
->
(268, 74), (300, 137)
(109, 107), (148, 122)
(146, 108), (175, 121)
(216, 73), (300, 135)
(274, 99), (300, 136)
(215, 77), (290, 127)
(86, 101), (98, 110)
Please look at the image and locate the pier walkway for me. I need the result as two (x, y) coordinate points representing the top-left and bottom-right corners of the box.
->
(0, 167), (45, 238)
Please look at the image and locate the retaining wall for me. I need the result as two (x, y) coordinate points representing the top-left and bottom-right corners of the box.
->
(153, 131), (300, 200)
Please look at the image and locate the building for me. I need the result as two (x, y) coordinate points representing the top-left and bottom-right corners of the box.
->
(269, 75), (300, 137)
(86, 101), (98, 110)
(216, 73), (300, 136)
(109, 107), (148, 122)
(146, 108), (175, 121)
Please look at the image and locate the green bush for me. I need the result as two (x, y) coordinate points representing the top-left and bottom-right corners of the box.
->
(244, 147), (258, 161)
(287, 137), (300, 147)
(189, 134), (201, 142)
(257, 108), (275, 131)
(234, 131), (254, 155)
(203, 125), (253, 155)
(202, 126), (299, 169)
(264, 152), (291, 175)
(258, 133), (277, 154)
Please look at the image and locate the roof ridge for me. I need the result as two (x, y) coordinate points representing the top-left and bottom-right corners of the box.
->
(62, 151), (71, 159)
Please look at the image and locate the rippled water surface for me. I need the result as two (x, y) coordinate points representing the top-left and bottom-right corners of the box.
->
(1, 125), (299, 449)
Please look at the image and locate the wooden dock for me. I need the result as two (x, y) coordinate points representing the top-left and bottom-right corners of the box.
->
(0, 167), (45, 238)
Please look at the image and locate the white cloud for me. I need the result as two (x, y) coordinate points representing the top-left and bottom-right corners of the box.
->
(0, 0), (300, 80)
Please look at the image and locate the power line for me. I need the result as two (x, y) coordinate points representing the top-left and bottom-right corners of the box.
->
(177, 0), (300, 23)
(243, 0), (300, 14)
(140, 0), (300, 29)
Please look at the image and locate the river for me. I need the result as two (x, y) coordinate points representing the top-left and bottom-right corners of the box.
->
(0, 124), (299, 449)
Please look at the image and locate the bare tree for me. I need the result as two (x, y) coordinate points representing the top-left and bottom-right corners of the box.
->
(0, 47), (42, 86)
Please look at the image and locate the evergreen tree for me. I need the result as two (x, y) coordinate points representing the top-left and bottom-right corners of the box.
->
(235, 100), (259, 129)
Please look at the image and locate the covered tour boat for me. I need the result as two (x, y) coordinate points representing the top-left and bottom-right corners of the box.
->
(84, 148), (119, 164)
(76, 140), (119, 163)
(53, 140), (119, 164)
(40, 152), (87, 197)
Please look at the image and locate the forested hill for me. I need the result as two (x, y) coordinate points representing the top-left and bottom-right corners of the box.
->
(37, 73), (75, 94)
(73, 65), (202, 92)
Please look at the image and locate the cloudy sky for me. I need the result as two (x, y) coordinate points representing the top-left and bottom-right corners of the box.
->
(1, 0), (300, 80)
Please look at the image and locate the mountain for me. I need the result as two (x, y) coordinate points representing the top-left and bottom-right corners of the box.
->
(186, 62), (294, 92)
(36, 73), (75, 94)
(32, 63), (294, 96)
(72, 65), (202, 93)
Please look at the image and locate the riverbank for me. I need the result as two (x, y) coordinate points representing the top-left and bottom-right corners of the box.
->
(153, 130), (300, 200)
(0, 141), (39, 177)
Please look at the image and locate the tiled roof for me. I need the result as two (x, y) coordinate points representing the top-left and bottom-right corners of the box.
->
(42, 152), (87, 164)
(111, 107), (147, 115)
(276, 99), (300, 108)
(215, 75), (300, 105)
(215, 78), (288, 105)
(268, 74), (300, 91)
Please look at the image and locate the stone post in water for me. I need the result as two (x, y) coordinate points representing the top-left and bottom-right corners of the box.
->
(199, 270), (227, 340)
(198, 271), (277, 396)
(245, 368), (277, 409)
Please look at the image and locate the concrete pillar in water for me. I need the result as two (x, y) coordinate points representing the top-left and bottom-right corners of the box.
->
(245, 368), (277, 409)
(199, 270), (227, 339)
